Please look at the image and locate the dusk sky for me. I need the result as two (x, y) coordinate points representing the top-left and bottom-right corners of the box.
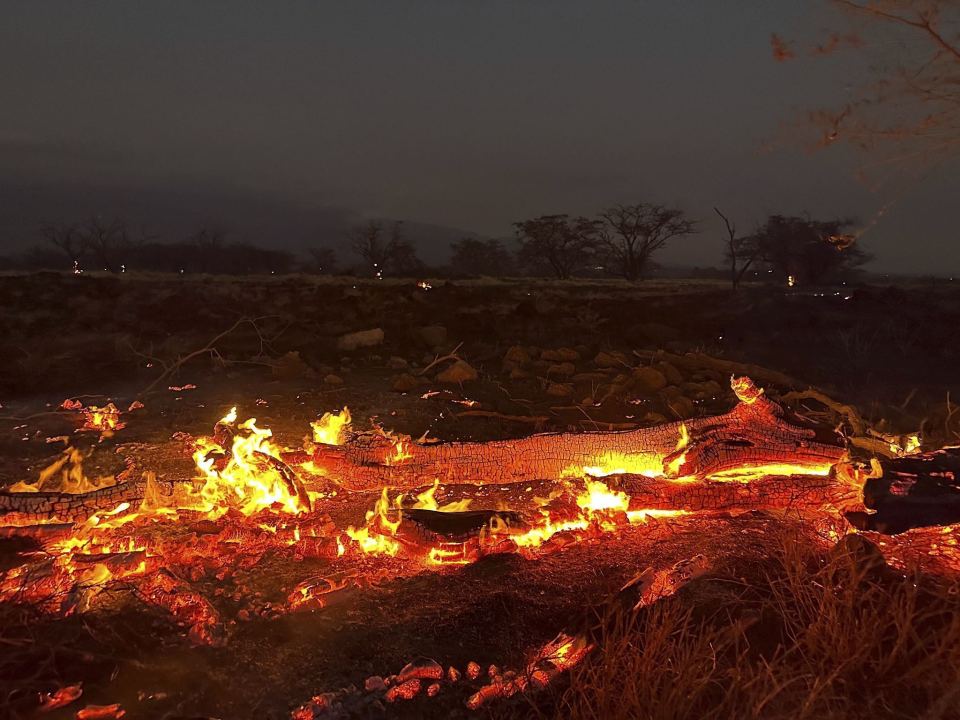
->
(1, 1), (956, 273)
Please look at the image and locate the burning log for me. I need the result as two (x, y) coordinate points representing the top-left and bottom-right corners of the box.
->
(0, 479), (148, 525)
(609, 471), (864, 516)
(306, 377), (845, 491)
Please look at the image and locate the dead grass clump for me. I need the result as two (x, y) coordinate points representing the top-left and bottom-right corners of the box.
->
(538, 533), (960, 720)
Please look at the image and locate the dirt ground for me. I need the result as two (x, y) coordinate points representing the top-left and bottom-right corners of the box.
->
(1, 273), (959, 719)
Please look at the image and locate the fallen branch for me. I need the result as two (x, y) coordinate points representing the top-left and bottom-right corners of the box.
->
(418, 342), (464, 377)
(135, 316), (282, 399)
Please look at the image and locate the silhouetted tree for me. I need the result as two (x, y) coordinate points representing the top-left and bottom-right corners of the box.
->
(449, 238), (513, 277)
(188, 227), (227, 273)
(307, 247), (337, 274)
(42, 223), (86, 270)
(748, 215), (870, 286)
(596, 203), (696, 281)
(350, 220), (419, 277)
(514, 214), (598, 279)
(81, 217), (140, 273)
(714, 207), (757, 290)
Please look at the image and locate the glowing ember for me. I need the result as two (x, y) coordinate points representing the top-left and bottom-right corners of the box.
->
(82, 403), (124, 434)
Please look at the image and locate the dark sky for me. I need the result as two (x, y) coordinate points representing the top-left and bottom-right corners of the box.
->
(1, 1), (956, 273)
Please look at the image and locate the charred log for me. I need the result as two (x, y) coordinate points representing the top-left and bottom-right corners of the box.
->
(0, 478), (148, 524)
(849, 447), (960, 534)
(306, 377), (846, 491)
(610, 471), (864, 516)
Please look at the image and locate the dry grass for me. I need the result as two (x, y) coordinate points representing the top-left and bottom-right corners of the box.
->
(522, 532), (960, 720)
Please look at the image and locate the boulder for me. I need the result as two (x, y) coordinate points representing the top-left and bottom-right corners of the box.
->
(545, 382), (573, 398)
(594, 350), (629, 369)
(436, 360), (478, 384)
(655, 361), (684, 386)
(336, 328), (384, 352)
(541, 347), (580, 362)
(632, 367), (668, 394)
(547, 362), (576, 378)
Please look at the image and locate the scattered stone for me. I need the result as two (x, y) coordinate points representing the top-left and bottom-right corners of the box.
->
(364, 676), (386, 692)
(436, 360), (478, 384)
(336, 328), (384, 352)
(503, 345), (532, 370)
(391, 373), (421, 393)
(323, 374), (344, 387)
(387, 356), (408, 370)
(447, 666), (461, 683)
(545, 382), (573, 398)
(426, 683), (441, 698)
(466, 661), (481, 680)
(632, 367), (668, 394)
(417, 325), (448, 349)
(655, 361), (684, 386)
(556, 347), (580, 362)
(682, 380), (723, 401)
(594, 350), (629, 368)
(547, 362), (576, 378)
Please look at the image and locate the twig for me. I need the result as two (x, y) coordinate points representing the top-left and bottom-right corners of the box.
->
(418, 342), (464, 376)
(135, 316), (278, 399)
(780, 388), (866, 436)
(454, 410), (549, 425)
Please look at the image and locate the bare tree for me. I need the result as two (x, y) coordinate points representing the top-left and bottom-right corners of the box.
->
(42, 223), (85, 270)
(81, 217), (140, 273)
(307, 247), (337, 274)
(596, 204), (696, 281)
(514, 215), (598, 279)
(777, 1), (960, 165)
(188, 227), (226, 273)
(349, 220), (419, 277)
(714, 207), (757, 290)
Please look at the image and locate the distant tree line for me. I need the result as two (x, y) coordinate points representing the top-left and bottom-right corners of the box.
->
(0, 203), (871, 286)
